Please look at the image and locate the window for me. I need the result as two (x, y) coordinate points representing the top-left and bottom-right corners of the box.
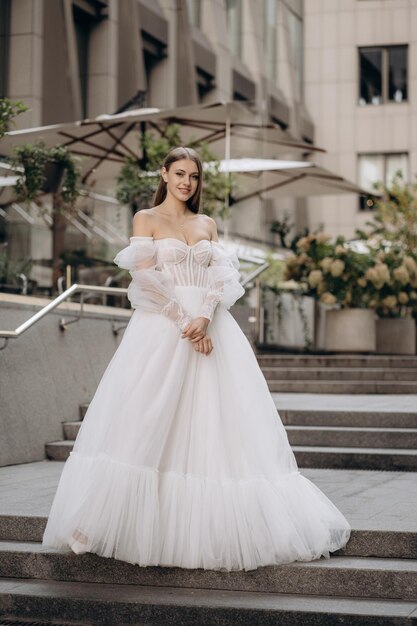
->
(359, 46), (407, 106)
(226, 0), (242, 58)
(0, 0), (11, 97)
(264, 0), (277, 82)
(73, 4), (95, 118)
(358, 153), (408, 210)
(187, 0), (202, 28)
(287, 8), (303, 101)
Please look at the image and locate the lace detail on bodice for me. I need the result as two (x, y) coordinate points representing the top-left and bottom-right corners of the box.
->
(152, 238), (213, 288)
(114, 236), (244, 327)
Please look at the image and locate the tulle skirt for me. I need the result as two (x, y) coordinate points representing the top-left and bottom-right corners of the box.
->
(42, 286), (351, 571)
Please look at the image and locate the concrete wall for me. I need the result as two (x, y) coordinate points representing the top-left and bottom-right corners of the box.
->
(0, 294), (130, 467)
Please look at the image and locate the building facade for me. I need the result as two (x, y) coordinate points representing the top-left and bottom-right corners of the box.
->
(304, 0), (417, 238)
(0, 0), (313, 269)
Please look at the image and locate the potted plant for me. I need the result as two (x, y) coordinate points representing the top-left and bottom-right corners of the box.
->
(260, 255), (314, 350)
(357, 172), (417, 354)
(0, 98), (28, 139)
(285, 233), (377, 352)
(13, 142), (80, 203)
(12, 142), (81, 287)
(364, 246), (417, 355)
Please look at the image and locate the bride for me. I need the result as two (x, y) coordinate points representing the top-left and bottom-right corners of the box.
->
(42, 146), (351, 571)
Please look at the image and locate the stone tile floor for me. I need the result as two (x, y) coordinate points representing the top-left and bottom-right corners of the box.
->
(0, 460), (416, 533)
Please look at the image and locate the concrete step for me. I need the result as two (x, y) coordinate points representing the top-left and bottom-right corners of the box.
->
(45, 441), (73, 462)
(48, 440), (417, 471)
(256, 354), (417, 369)
(262, 366), (417, 382)
(47, 434), (417, 469)
(279, 409), (417, 429)
(2, 577), (416, 626)
(63, 421), (82, 440)
(77, 407), (417, 430)
(268, 380), (417, 394)
(79, 403), (89, 419)
(1, 542), (416, 600)
(293, 446), (417, 471)
(286, 426), (417, 449)
(0, 515), (415, 560)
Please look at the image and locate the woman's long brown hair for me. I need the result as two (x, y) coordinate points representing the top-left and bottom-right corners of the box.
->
(152, 146), (203, 214)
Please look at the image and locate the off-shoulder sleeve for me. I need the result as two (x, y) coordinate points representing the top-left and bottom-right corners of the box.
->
(197, 241), (245, 322)
(114, 236), (192, 332)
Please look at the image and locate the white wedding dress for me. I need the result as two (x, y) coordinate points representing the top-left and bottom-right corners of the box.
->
(42, 236), (351, 571)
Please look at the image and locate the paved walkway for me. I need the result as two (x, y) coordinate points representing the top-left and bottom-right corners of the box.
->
(0, 461), (416, 533)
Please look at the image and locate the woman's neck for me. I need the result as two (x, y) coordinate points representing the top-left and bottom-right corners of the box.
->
(158, 195), (190, 218)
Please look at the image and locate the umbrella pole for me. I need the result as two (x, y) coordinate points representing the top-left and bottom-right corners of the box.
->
(224, 103), (231, 240)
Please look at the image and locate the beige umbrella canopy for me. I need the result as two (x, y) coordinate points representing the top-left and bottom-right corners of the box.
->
(213, 158), (369, 202)
(0, 101), (325, 186)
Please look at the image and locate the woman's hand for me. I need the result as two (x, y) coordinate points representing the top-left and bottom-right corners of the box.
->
(194, 335), (213, 355)
(181, 317), (209, 343)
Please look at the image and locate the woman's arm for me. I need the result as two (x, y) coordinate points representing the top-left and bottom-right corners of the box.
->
(113, 212), (192, 333)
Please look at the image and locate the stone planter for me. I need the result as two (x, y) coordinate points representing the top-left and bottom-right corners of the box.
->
(324, 308), (376, 353)
(262, 291), (315, 349)
(376, 318), (416, 355)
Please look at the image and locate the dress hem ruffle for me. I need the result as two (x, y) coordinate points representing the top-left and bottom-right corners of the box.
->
(43, 450), (351, 572)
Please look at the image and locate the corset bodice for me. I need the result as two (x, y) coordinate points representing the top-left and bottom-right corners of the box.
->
(152, 238), (213, 288)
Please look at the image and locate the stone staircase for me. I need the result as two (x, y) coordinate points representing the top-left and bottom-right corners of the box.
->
(44, 354), (417, 472)
(258, 354), (417, 394)
(0, 505), (416, 625)
(46, 396), (417, 473)
(4, 353), (417, 623)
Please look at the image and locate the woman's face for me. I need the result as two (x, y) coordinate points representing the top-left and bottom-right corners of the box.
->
(162, 159), (199, 203)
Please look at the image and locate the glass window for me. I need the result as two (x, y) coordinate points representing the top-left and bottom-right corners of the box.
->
(358, 153), (408, 210)
(0, 0), (11, 97)
(186, 0), (202, 28)
(264, 0), (277, 82)
(287, 9), (303, 101)
(388, 46), (407, 102)
(226, 0), (242, 58)
(359, 48), (382, 105)
(386, 153), (408, 186)
(358, 154), (384, 193)
(359, 45), (407, 105)
(73, 5), (94, 118)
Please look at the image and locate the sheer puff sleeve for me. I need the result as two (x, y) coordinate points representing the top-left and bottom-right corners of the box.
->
(198, 241), (245, 322)
(113, 236), (192, 332)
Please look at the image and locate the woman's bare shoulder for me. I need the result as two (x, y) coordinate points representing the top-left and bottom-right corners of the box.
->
(198, 214), (218, 238)
(132, 209), (156, 236)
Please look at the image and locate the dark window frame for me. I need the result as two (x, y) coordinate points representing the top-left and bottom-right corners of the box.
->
(358, 45), (408, 106)
(0, 0), (11, 98)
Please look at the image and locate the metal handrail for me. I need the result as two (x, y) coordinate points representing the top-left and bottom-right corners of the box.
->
(241, 262), (269, 285)
(0, 284), (129, 349)
(0, 264), (269, 350)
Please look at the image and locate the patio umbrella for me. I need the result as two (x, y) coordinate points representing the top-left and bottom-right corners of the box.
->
(212, 158), (370, 201)
(0, 101), (325, 186)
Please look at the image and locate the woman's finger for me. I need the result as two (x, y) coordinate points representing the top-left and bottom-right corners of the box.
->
(183, 322), (200, 337)
(191, 334), (204, 343)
